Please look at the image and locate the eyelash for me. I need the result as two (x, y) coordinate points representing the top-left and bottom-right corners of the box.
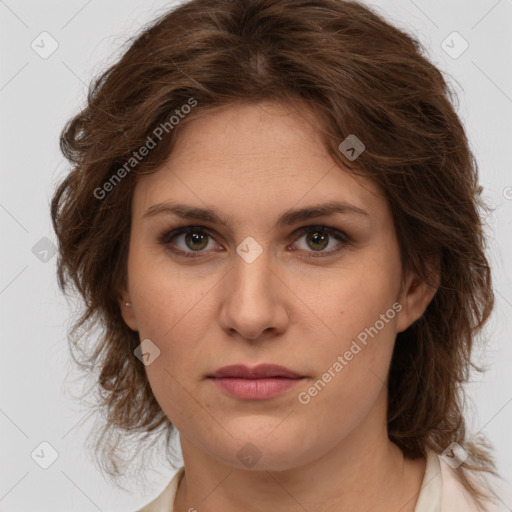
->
(158, 225), (352, 259)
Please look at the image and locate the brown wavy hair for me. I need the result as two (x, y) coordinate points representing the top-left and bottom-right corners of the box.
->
(50, 0), (502, 506)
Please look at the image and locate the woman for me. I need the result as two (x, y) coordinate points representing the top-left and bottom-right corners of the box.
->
(50, 0), (503, 510)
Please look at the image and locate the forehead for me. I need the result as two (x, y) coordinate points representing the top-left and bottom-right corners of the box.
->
(131, 101), (387, 224)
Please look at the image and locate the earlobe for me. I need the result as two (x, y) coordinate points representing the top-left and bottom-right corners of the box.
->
(395, 267), (440, 334)
(118, 292), (139, 331)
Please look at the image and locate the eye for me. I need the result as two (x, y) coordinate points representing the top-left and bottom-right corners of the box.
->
(158, 225), (351, 258)
(159, 226), (219, 257)
(290, 225), (351, 257)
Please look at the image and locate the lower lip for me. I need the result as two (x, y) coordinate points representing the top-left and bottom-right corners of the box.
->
(209, 377), (304, 400)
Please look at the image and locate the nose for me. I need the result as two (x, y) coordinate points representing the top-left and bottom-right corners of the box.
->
(218, 243), (289, 341)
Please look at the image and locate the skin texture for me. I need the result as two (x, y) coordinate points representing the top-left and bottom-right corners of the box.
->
(119, 101), (438, 512)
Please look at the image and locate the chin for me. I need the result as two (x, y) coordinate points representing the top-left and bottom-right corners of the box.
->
(205, 419), (315, 471)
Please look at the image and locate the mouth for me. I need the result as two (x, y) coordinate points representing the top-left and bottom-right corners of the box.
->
(207, 363), (304, 379)
(207, 364), (306, 400)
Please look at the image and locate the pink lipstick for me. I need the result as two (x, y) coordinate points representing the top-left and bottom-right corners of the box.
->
(207, 364), (305, 400)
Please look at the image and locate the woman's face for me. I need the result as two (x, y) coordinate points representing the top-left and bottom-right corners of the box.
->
(120, 100), (433, 471)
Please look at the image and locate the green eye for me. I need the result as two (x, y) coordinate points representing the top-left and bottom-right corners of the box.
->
(159, 225), (351, 259)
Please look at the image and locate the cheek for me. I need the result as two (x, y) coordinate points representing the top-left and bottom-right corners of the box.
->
(128, 248), (204, 337)
(303, 258), (399, 340)
(304, 310), (397, 399)
(294, 259), (400, 410)
(293, 319), (397, 450)
(145, 364), (204, 434)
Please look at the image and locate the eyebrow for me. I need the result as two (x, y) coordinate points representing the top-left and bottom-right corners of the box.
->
(143, 200), (369, 228)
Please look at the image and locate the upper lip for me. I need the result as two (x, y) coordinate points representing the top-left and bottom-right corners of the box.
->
(208, 364), (303, 379)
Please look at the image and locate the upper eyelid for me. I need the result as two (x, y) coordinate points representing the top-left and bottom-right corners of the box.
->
(163, 224), (346, 238)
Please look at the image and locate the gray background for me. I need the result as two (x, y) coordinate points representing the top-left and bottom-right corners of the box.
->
(0, 0), (511, 510)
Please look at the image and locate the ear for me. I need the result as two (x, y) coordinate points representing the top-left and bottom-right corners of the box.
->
(395, 263), (440, 334)
(117, 288), (139, 332)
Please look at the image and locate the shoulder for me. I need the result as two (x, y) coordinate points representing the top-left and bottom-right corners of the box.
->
(415, 448), (500, 512)
(136, 467), (185, 512)
(437, 453), (501, 512)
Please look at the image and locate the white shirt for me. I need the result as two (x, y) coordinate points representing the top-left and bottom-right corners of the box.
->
(137, 448), (494, 511)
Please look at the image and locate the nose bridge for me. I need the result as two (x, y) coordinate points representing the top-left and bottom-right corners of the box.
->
(232, 234), (273, 294)
(218, 234), (287, 339)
